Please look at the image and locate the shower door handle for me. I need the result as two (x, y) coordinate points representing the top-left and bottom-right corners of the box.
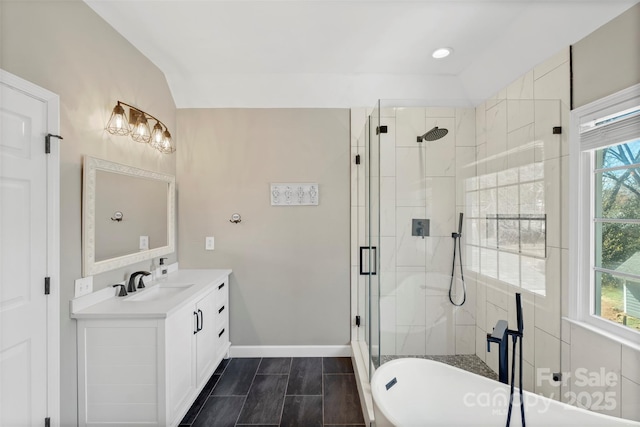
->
(359, 246), (377, 275)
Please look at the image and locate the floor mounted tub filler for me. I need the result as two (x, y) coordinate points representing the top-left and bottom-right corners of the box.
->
(371, 358), (640, 427)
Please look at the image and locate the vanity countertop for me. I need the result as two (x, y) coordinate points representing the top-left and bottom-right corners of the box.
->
(71, 269), (232, 320)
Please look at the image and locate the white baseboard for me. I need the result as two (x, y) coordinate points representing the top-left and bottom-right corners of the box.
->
(229, 345), (351, 358)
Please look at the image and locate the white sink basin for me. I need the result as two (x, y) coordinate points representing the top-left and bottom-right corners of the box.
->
(126, 283), (194, 302)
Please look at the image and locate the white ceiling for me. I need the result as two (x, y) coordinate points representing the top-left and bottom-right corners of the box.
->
(85, 0), (638, 108)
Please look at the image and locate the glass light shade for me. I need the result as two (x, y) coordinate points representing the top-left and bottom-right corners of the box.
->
(159, 130), (175, 153)
(150, 122), (164, 149)
(131, 113), (151, 143)
(105, 103), (130, 136)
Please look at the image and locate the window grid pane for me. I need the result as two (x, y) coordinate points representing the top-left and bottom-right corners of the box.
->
(592, 139), (640, 332)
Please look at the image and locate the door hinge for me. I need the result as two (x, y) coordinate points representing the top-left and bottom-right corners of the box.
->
(355, 315), (361, 327)
(45, 417), (50, 427)
(355, 154), (361, 165)
(44, 277), (50, 295)
(45, 133), (63, 154)
(552, 126), (562, 134)
(376, 125), (388, 135)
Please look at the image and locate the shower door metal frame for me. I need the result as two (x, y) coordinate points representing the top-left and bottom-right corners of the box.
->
(364, 103), (382, 377)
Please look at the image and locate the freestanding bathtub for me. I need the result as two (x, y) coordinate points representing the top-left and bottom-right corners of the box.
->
(371, 358), (640, 427)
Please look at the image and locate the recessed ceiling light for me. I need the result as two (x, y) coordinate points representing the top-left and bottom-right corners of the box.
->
(432, 47), (453, 59)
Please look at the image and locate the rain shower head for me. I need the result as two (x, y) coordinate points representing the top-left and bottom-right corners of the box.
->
(417, 126), (449, 142)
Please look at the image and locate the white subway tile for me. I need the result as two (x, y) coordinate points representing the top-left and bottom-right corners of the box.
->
(533, 100), (562, 161)
(380, 177), (396, 237)
(544, 157), (562, 249)
(561, 155), (569, 250)
(425, 107), (455, 118)
(534, 327), (561, 399)
(396, 107), (425, 147)
(396, 325), (426, 355)
(621, 376), (640, 422)
(485, 101), (507, 161)
(507, 100), (535, 133)
(396, 270), (426, 326)
(425, 295), (456, 355)
(534, 61), (570, 108)
(535, 246), (561, 339)
(533, 48), (570, 81)
(455, 108), (476, 147)
(454, 277), (476, 325)
(396, 147), (426, 207)
(396, 207), (426, 266)
(561, 341), (571, 402)
(476, 103), (487, 146)
(425, 177), (456, 236)
(455, 325), (476, 355)
(622, 345), (640, 385)
(569, 323), (622, 417)
(425, 236), (454, 274)
(380, 119), (396, 177)
(507, 71), (534, 100)
(350, 108), (368, 147)
(476, 326), (487, 362)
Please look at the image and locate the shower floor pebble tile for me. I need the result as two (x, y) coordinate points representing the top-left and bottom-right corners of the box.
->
(180, 357), (365, 427)
(380, 354), (498, 380)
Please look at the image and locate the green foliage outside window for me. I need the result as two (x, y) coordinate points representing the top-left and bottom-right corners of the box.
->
(597, 140), (640, 330)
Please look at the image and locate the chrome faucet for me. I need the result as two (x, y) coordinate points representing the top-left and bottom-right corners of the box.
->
(127, 271), (151, 292)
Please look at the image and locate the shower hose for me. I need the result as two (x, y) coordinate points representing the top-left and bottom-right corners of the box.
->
(448, 213), (466, 306)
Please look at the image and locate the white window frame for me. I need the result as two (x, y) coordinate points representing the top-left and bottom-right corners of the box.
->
(569, 83), (640, 344)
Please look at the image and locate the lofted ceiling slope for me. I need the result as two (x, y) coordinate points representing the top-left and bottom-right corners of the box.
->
(84, 0), (639, 108)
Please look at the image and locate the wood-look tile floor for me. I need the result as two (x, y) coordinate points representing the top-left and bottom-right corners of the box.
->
(180, 357), (366, 427)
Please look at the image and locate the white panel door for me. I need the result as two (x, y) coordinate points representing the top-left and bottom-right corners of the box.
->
(0, 81), (49, 426)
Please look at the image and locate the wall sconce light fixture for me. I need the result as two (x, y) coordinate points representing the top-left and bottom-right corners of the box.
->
(106, 101), (175, 154)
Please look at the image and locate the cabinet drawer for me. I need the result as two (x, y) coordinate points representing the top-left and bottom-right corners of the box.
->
(215, 301), (228, 326)
(215, 323), (229, 350)
(215, 280), (228, 301)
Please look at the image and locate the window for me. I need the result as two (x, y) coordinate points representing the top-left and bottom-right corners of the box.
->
(571, 84), (640, 341)
(466, 165), (547, 294)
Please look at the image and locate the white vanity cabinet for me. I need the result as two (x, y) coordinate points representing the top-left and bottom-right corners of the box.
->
(73, 269), (231, 427)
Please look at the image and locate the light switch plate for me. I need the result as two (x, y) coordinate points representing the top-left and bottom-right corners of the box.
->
(74, 276), (93, 298)
(205, 236), (215, 251)
(139, 235), (149, 250)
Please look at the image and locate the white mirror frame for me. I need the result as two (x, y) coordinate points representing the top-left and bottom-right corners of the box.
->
(82, 156), (175, 276)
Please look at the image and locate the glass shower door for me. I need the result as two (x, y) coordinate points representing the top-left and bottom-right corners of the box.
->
(364, 103), (381, 375)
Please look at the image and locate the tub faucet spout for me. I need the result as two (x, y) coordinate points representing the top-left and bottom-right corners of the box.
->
(487, 320), (509, 384)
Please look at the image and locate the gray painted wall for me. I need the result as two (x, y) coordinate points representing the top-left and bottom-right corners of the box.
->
(572, 3), (640, 109)
(176, 108), (351, 346)
(1, 1), (177, 424)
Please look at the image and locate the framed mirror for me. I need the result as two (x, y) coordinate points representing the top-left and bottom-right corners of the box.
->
(82, 156), (175, 276)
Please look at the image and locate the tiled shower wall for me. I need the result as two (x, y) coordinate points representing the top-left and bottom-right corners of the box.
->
(473, 47), (640, 421)
(350, 106), (477, 358)
(471, 48), (568, 401)
(377, 107), (477, 357)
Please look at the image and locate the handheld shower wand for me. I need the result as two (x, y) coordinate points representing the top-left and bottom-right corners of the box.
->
(449, 212), (466, 306)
